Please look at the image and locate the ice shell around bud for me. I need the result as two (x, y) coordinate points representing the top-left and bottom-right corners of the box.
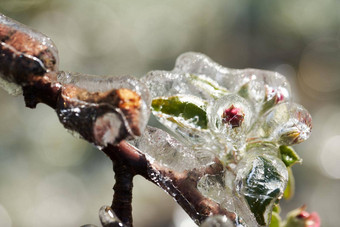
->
(174, 52), (291, 115)
(0, 14), (59, 88)
(235, 149), (288, 226)
(237, 69), (291, 115)
(200, 215), (235, 227)
(258, 103), (312, 145)
(208, 94), (253, 148)
(57, 71), (151, 137)
(128, 126), (215, 171)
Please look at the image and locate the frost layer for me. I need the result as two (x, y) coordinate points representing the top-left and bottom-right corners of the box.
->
(137, 52), (312, 226)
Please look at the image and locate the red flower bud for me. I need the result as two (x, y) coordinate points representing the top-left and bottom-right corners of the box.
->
(285, 205), (321, 227)
(222, 105), (244, 128)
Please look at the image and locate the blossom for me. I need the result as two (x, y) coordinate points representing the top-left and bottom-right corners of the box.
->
(284, 205), (321, 227)
(131, 52), (312, 226)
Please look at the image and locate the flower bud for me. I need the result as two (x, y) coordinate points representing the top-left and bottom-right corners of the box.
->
(284, 205), (320, 227)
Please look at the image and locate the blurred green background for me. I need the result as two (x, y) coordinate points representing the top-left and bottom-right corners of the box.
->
(0, 0), (339, 226)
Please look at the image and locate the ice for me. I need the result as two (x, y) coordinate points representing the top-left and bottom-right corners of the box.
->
(93, 112), (124, 146)
(200, 215), (235, 227)
(257, 103), (312, 145)
(129, 126), (215, 171)
(57, 71), (150, 135)
(237, 69), (291, 115)
(173, 52), (291, 116)
(57, 72), (149, 97)
(56, 71), (151, 146)
(57, 101), (127, 146)
(173, 52), (240, 92)
(57, 72), (151, 122)
(197, 168), (260, 227)
(57, 71), (151, 139)
(0, 76), (22, 96)
(197, 172), (230, 204)
(142, 71), (193, 98)
(98, 206), (123, 227)
(151, 94), (216, 147)
(234, 146), (288, 226)
(138, 53), (309, 226)
(208, 94), (253, 151)
(0, 14), (58, 59)
(0, 13), (59, 87)
(142, 70), (228, 101)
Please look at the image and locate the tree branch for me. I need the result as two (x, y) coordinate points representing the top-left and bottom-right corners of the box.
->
(102, 142), (236, 225)
(14, 73), (237, 225)
(112, 162), (134, 227)
(1, 18), (237, 224)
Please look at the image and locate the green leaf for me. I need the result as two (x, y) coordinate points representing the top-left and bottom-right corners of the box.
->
(189, 74), (228, 99)
(244, 156), (287, 226)
(269, 211), (282, 227)
(238, 83), (251, 99)
(260, 95), (278, 114)
(283, 167), (295, 200)
(151, 95), (208, 129)
(279, 145), (302, 167)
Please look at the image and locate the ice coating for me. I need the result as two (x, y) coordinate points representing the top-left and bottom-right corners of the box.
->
(58, 71), (150, 135)
(235, 147), (288, 226)
(197, 173), (229, 204)
(0, 76), (22, 96)
(143, 52), (311, 226)
(0, 13), (59, 91)
(197, 167), (261, 227)
(208, 94), (253, 151)
(258, 103), (312, 145)
(99, 206), (123, 226)
(236, 69), (291, 115)
(142, 70), (228, 101)
(145, 52), (297, 152)
(200, 215), (235, 227)
(151, 94), (215, 146)
(174, 52), (291, 115)
(0, 14), (58, 55)
(129, 126), (215, 171)
(57, 72), (149, 97)
(56, 71), (151, 146)
(173, 52), (240, 91)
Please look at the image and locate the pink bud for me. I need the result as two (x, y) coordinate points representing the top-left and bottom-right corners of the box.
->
(295, 206), (321, 227)
(222, 105), (244, 128)
(305, 212), (321, 227)
(275, 91), (284, 104)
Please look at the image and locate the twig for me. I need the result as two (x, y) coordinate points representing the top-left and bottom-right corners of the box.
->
(1, 22), (237, 224)
(103, 142), (236, 225)
(112, 162), (134, 227)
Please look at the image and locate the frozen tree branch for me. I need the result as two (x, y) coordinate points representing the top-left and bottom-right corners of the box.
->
(0, 13), (319, 227)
